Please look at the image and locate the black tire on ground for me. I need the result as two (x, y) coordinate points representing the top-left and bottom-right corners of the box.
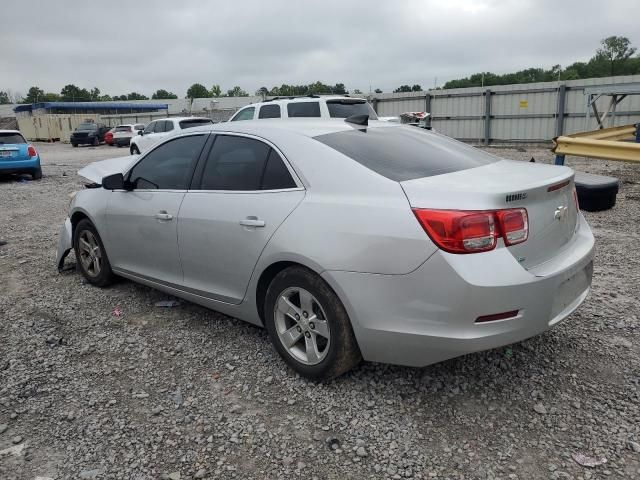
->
(93, 136), (99, 146)
(72, 143), (78, 148)
(264, 266), (361, 380)
(32, 167), (42, 180)
(574, 172), (619, 212)
(73, 219), (115, 287)
(130, 144), (140, 155)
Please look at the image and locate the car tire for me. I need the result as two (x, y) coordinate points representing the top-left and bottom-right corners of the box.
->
(72, 143), (78, 148)
(130, 144), (140, 155)
(93, 137), (99, 146)
(32, 167), (42, 180)
(264, 266), (361, 380)
(73, 219), (115, 288)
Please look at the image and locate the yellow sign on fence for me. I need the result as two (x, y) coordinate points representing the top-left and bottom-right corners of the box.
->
(519, 100), (528, 108)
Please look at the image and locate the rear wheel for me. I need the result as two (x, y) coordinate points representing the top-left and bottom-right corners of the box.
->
(72, 143), (78, 148)
(73, 219), (115, 287)
(264, 266), (361, 380)
(130, 144), (140, 155)
(32, 167), (42, 180)
(93, 136), (99, 146)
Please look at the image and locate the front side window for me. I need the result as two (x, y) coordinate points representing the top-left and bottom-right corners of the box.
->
(258, 104), (281, 119)
(230, 107), (255, 122)
(164, 120), (174, 132)
(287, 102), (320, 118)
(143, 122), (155, 134)
(128, 135), (207, 190)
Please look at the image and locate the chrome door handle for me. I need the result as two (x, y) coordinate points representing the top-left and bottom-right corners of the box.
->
(155, 212), (173, 221)
(239, 217), (265, 227)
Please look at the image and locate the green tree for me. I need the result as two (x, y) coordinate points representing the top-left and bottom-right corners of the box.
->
(256, 86), (269, 99)
(24, 86), (45, 103)
(394, 85), (412, 93)
(411, 84), (423, 92)
(0, 91), (9, 104)
(90, 87), (101, 100)
(126, 92), (149, 100)
(210, 84), (222, 97)
(374, 88), (383, 94)
(333, 83), (347, 94)
(186, 83), (211, 99)
(596, 36), (637, 75)
(227, 86), (249, 97)
(152, 89), (178, 99)
(60, 84), (91, 102)
(353, 88), (363, 94)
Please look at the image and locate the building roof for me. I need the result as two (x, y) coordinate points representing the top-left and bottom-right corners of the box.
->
(14, 102), (169, 113)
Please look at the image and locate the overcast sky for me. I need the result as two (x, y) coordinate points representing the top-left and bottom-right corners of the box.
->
(2, 0), (638, 97)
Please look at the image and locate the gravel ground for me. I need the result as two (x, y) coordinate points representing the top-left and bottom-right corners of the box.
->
(1, 142), (639, 480)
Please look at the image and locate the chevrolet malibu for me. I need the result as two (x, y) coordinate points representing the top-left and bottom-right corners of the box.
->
(56, 119), (594, 379)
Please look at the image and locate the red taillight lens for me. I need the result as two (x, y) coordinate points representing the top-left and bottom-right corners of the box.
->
(496, 208), (528, 246)
(27, 145), (37, 158)
(412, 208), (529, 254)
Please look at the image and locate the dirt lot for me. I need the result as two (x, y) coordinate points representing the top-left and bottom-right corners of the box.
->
(1, 142), (639, 480)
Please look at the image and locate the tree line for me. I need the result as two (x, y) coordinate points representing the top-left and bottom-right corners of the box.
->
(1, 36), (636, 105)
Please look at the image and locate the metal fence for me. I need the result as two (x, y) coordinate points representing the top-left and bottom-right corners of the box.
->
(370, 74), (640, 143)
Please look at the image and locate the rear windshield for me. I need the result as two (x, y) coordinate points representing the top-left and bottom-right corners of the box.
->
(314, 126), (498, 181)
(179, 119), (213, 129)
(287, 102), (321, 118)
(76, 123), (97, 131)
(115, 126), (132, 132)
(326, 100), (378, 120)
(0, 132), (26, 144)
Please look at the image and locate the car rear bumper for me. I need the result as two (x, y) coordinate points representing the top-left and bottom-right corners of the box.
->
(322, 212), (595, 367)
(114, 137), (131, 146)
(56, 218), (73, 271)
(0, 157), (40, 173)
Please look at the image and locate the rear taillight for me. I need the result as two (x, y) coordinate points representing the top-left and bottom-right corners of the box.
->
(412, 208), (529, 254)
(27, 145), (37, 158)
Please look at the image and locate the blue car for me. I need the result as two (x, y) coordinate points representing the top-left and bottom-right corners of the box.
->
(0, 130), (42, 180)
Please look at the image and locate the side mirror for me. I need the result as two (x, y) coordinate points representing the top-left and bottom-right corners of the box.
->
(138, 130), (144, 136)
(102, 173), (126, 190)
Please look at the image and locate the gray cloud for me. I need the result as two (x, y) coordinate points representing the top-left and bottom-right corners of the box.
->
(1, 0), (638, 97)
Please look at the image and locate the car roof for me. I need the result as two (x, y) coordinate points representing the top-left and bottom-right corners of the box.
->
(151, 116), (212, 122)
(238, 95), (367, 110)
(186, 118), (399, 139)
(0, 130), (21, 134)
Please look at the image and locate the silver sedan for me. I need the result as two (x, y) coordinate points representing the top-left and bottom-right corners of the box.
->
(56, 119), (595, 379)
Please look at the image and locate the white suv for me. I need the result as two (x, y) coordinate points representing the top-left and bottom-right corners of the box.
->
(228, 95), (378, 122)
(129, 117), (213, 154)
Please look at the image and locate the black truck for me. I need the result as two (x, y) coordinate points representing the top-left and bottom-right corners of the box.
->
(70, 122), (109, 147)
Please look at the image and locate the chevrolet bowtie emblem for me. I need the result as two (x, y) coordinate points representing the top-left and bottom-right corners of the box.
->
(554, 205), (569, 221)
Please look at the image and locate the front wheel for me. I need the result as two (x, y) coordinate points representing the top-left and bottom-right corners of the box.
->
(32, 167), (42, 180)
(72, 143), (78, 148)
(93, 137), (99, 146)
(130, 144), (140, 155)
(73, 219), (115, 287)
(264, 266), (361, 380)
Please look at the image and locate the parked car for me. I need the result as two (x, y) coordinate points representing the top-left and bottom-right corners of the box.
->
(56, 119), (594, 380)
(0, 130), (42, 179)
(70, 122), (110, 147)
(113, 123), (146, 148)
(129, 117), (213, 154)
(104, 128), (115, 146)
(228, 95), (378, 122)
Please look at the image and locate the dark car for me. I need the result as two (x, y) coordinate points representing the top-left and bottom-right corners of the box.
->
(70, 122), (110, 147)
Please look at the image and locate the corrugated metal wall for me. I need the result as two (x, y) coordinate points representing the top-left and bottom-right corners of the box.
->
(370, 74), (640, 143)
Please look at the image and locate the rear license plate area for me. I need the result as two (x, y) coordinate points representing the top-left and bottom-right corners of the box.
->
(0, 151), (12, 158)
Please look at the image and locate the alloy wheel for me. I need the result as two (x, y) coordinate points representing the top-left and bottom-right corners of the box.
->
(78, 230), (102, 277)
(273, 287), (331, 365)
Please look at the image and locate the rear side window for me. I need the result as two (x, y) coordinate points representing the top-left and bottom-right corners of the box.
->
(0, 132), (26, 144)
(179, 118), (212, 129)
(314, 127), (498, 181)
(128, 135), (207, 189)
(262, 150), (296, 189)
(287, 102), (320, 118)
(326, 100), (378, 120)
(259, 104), (281, 119)
(164, 120), (174, 132)
(197, 135), (296, 191)
(231, 108), (255, 122)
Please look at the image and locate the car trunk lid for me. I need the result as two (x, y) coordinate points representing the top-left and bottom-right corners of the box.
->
(0, 144), (29, 160)
(401, 160), (578, 270)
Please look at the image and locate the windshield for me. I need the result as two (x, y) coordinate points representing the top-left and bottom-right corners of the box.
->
(115, 126), (132, 132)
(0, 132), (26, 144)
(179, 119), (213, 129)
(326, 100), (378, 120)
(314, 126), (498, 181)
(76, 123), (97, 131)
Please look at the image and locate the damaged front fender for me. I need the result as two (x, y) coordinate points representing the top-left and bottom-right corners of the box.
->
(56, 217), (73, 272)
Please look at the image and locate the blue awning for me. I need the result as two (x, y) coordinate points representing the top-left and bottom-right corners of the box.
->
(14, 102), (169, 113)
